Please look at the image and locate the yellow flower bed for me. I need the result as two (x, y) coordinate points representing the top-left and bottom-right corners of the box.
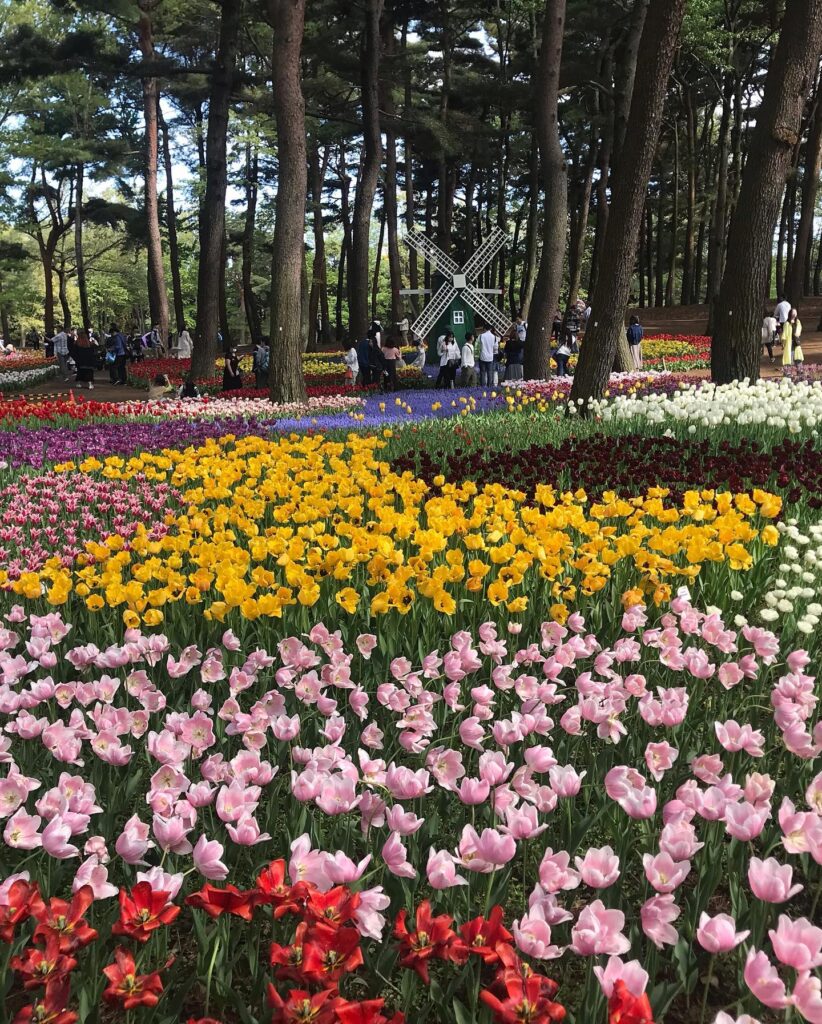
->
(6, 435), (781, 627)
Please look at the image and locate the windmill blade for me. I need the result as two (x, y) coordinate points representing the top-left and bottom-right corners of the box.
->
(461, 284), (513, 338)
(411, 283), (458, 339)
(461, 227), (508, 282)
(404, 231), (461, 277)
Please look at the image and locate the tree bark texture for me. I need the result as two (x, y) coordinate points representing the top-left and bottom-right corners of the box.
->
(712, 0), (822, 382)
(348, 0), (384, 340)
(524, 0), (567, 380)
(192, 0), (241, 377)
(570, 0), (687, 404)
(268, 0), (308, 402)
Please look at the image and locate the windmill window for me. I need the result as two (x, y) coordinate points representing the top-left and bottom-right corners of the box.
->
(452, 310), (465, 325)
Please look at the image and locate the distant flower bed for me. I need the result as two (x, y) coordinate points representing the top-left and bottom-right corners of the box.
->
(0, 359), (59, 393)
(642, 334), (711, 370)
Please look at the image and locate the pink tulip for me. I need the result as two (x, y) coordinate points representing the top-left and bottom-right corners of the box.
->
(743, 949), (790, 1009)
(385, 805), (424, 836)
(548, 765), (585, 797)
(643, 852), (691, 893)
(659, 821), (703, 861)
(115, 814), (153, 865)
(644, 741), (678, 782)
(353, 885), (390, 941)
(724, 802), (769, 842)
(192, 834), (229, 880)
(792, 972), (822, 1024)
(356, 634), (378, 659)
(570, 900), (631, 956)
(593, 956), (649, 998)
(713, 1014), (763, 1024)
(575, 846), (620, 889)
(457, 777), (490, 805)
(769, 915), (822, 971)
(288, 834), (332, 891)
(512, 908), (564, 960)
(641, 894), (680, 949)
(151, 813), (192, 855)
(3, 808), (41, 849)
(72, 855), (118, 900)
(696, 912), (750, 953)
(324, 851), (371, 885)
(381, 831), (416, 879)
(426, 848), (467, 890)
(748, 857), (803, 904)
(41, 815), (79, 859)
(136, 867), (183, 901)
(538, 848), (581, 893)
(457, 825), (516, 873)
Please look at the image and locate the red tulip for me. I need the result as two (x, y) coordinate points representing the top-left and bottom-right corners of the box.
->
(32, 887), (97, 954)
(112, 882), (180, 942)
(186, 883), (259, 920)
(608, 980), (654, 1024)
(102, 947), (164, 1010)
(12, 978), (77, 1024)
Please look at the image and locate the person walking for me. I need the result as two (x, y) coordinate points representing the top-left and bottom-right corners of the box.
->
(369, 335), (387, 390)
(762, 310), (777, 363)
(626, 314), (644, 370)
(553, 338), (571, 377)
(382, 337), (403, 391)
(410, 337), (427, 371)
(253, 339), (270, 389)
(461, 333), (477, 386)
(444, 334), (461, 388)
(53, 324), (71, 381)
(222, 349), (243, 391)
(107, 324), (128, 385)
(783, 308), (803, 372)
(173, 325), (193, 359)
(774, 295), (791, 344)
(435, 331), (453, 388)
(343, 342), (359, 386)
(504, 331), (525, 381)
(356, 335), (371, 385)
(72, 328), (96, 390)
(478, 326), (498, 387)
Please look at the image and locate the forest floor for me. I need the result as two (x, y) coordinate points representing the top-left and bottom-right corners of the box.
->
(19, 301), (822, 404)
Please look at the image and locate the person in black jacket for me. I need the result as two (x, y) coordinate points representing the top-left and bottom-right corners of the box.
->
(223, 349), (243, 391)
(72, 328), (96, 390)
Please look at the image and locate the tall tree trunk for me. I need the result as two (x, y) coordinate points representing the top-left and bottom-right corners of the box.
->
(706, 74), (733, 323)
(571, 0), (686, 403)
(588, 51), (614, 296)
(524, 0), (567, 380)
(349, 0), (384, 339)
(519, 136), (541, 317)
(814, 220), (822, 294)
(788, 77), (822, 300)
(137, 3), (169, 348)
(0, 304), (10, 349)
(402, 20), (418, 317)
(300, 249), (310, 352)
(159, 106), (185, 334)
(645, 202), (654, 307)
(308, 142), (331, 349)
(74, 162), (91, 330)
(241, 142), (263, 346)
(335, 244), (347, 341)
(371, 203), (386, 321)
(776, 188), (789, 295)
(680, 85), (697, 304)
(665, 120), (679, 305)
(567, 138), (597, 306)
(655, 181), (665, 307)
(192, 0), (241, 377)
(381, 12), (404, 330)
(40, 241), (56, 335)
(612, 0), (650, 168)
(338, 145), (353, 338)
(56, 258), (71, 328)
(219, 232), (231, 350)
(712, 0), (822, 383)
(268, 0), (308, 401)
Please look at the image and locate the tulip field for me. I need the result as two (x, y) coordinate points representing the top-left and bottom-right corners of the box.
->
(0, 374), (820, 1024)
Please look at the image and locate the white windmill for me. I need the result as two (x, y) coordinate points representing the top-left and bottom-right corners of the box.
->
(401, 227), (513, 341)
